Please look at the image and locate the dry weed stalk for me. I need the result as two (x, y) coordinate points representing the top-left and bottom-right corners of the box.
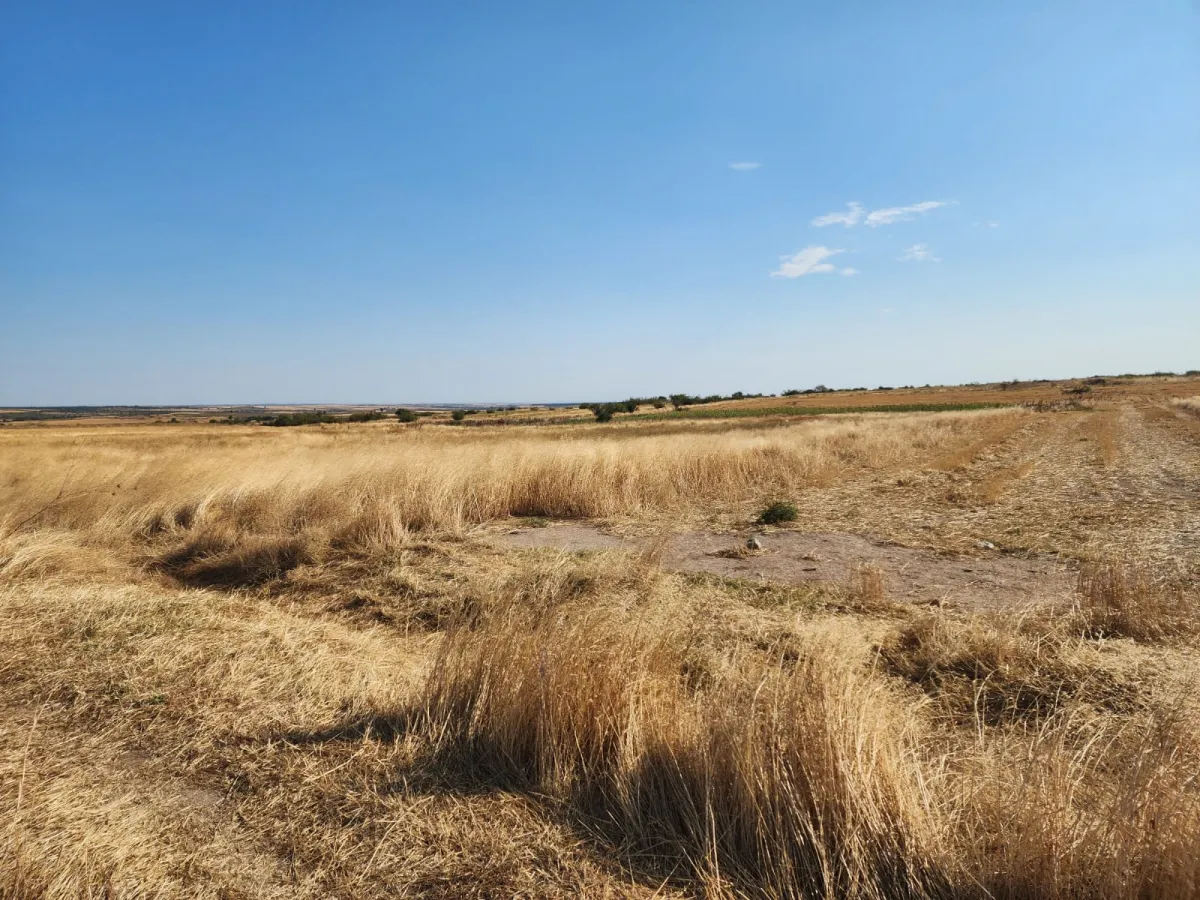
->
(1074, 557), (1197, 641)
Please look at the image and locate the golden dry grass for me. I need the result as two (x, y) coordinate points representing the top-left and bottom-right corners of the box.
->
(2, 399), (1199, 898)
(0, 410), (1017, 580)
(1171, 395), (1200, 415)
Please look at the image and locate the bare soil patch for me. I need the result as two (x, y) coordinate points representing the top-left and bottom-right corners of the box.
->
(496, 524), (1071, 609)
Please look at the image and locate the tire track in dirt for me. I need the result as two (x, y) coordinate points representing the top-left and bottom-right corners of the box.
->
(783, 412), (1060, 553)
(763, 404), (1198, 576)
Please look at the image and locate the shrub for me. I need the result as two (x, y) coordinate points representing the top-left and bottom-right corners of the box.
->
(593, 405), (616, 423)
(450, 410), (467, 422)
(395, 408), (418, 422)
(758, 500), (799, 525)
(266, 411), (336, 427)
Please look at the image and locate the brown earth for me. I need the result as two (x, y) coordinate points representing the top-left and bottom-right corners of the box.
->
(498, 524), (1071, 610)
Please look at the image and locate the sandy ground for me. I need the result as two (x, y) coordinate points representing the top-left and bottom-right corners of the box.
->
(497, 525), (1070, 609)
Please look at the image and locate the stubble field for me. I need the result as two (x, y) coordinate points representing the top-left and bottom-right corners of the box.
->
(3, 378), (1200, 899)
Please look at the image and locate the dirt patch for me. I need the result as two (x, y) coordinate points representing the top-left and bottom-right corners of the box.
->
(495, 525), (1072, 610)
(500, 524), (630, 552)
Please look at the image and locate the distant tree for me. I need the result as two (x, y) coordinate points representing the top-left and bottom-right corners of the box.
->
(395, 408), (417, 422)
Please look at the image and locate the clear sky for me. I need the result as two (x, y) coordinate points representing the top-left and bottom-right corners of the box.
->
(2, 1), (1198, 405)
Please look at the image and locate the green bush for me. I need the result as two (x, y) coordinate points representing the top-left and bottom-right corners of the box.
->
(395, 408), (418, 422)
(450, 409), (467, 422)
(758, 501), (799, 525)
(266, 412), (336, 427)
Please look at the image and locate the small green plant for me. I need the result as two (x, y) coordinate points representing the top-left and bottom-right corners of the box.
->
(395, 408), (418, 422)
(758, 500), (799, 525)
(450, 409), (467, 422)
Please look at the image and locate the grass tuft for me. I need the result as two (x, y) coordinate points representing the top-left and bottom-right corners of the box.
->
(758, 500), (799, 525)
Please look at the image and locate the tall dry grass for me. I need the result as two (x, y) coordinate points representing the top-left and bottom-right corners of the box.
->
(413, 557), (1200, 899)
(419, 597), (946, 899)
(0, 411), (1019, 582)
(1074, 557), (1198, 641)
(1171, 395), (1200, 416)
(5, 410), (1200, 897)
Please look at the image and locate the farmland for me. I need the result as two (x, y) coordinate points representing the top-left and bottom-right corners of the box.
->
(3, 374), (1200, 898)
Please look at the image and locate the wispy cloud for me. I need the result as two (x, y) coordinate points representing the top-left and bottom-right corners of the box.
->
(728, 161), (763, 171)
(771, 245), (845, 278)
(865, 200), (947, 227)
(811, 202), (864, 227)
(812, 199), (949, 228)
(841, 267), (859, 276)
(899, 243), (941, 262)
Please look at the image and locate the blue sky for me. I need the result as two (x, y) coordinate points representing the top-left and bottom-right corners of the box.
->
(2, 1), (1197, 404)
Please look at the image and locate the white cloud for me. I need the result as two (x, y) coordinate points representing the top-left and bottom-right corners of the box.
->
(840, 267), (859, 276)
(865, 200), (946, 227)
(771, 245), (845, 278)
(812, 202), (864, 227)
(729, 161), (763, 170)
(812, 199), (949, 228)
(899, 243), (941, 262)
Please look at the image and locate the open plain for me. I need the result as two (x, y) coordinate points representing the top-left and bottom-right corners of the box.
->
(3, 376), (1200, 899)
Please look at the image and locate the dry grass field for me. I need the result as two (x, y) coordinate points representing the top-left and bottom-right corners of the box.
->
(3, 379), (1200, 898)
